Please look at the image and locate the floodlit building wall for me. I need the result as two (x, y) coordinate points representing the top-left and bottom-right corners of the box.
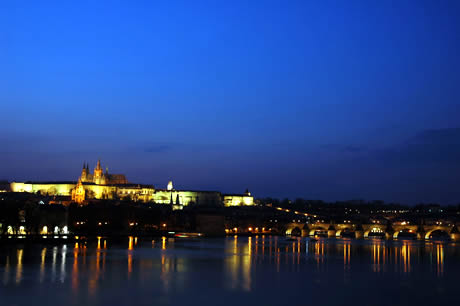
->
(10, 182), (75, 195)
(10, 182), (254, 206)
(223, 195), (254, 206)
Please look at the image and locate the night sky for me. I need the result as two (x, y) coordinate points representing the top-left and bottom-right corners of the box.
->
(1, 1), (460, 204)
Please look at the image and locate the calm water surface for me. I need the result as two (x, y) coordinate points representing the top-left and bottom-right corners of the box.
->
(1, 236), (459, 306)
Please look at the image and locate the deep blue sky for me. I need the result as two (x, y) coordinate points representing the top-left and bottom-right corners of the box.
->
(1, 0), (460, 204)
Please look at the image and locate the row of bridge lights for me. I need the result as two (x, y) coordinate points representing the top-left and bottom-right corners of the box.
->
(225, 227), (268, 233)
(275, 207), (318, 218)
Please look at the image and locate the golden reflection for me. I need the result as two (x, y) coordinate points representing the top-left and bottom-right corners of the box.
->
(97, 236), (101, 249)
(401, 242), (411, 274)
(248, 237), (252, 256)
(127, 252), (133, 279)
(88, 246), (101, 296)
(16, 249), (23, 284)
(160, 253), (171, 292)
(227, 236), (239, 290)
(372, 242), (382, 273)
(373, 244), (376, 266)
(383, 244), (386, 266)
(343, 241), (351, 270)
(225, 235), (252, 291)
(162, 237), (167, 250)
(72, 245), (79, 292)
(242, 237), (251, 291)
(436, 244), (444, 277)
(314, 240), (325, 268)
(128, 236), (134, 250)
(40, 248), (47, 283)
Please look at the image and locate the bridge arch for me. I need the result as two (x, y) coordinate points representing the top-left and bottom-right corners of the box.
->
(335, 228), (354, 237)
(393, 228), (417, 239)
(285, 223), (308, 236)
(425, 228), (450, 240)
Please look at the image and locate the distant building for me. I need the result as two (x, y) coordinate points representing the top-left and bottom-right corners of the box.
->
(10, 160), (254, 209)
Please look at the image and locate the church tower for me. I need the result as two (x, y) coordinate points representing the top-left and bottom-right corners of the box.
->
(80, 162), (88, 182)
(94, 160), (104, 184)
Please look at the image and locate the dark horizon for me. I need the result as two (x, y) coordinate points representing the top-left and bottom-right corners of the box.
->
(2, 1), (460, 205)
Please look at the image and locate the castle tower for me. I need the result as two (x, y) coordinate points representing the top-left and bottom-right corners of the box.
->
(94, 160), (104, 184)
(80, 162), (88, 182)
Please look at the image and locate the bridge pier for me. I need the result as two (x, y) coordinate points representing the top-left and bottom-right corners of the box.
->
(327, 225), (336, 238)
(355, 230), (364, 239)
(450, 226), (460, 241)
(385, 232), (393, 240)
(301, 229), (309, 237)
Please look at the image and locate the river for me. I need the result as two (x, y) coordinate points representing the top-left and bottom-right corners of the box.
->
(1, 236), (459, 306)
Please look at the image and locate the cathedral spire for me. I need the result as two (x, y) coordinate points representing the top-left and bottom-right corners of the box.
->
(97, 160), (101, 170)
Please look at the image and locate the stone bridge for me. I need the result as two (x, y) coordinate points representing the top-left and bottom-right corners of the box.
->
(284, 222), (460, 241)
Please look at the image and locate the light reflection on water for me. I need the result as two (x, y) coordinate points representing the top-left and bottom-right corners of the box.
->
(0, 236), (459, 306)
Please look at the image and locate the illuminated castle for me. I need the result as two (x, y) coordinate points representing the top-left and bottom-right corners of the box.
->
(80, 160), (128, 185)
(11, 160), (254, 208)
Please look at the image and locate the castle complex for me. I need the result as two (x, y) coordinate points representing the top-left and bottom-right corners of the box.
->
(79, 160), (128, 185)
(10, 160), (254, 209)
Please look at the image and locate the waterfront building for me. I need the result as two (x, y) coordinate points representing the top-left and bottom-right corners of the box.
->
(10, 160), (254, 208)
